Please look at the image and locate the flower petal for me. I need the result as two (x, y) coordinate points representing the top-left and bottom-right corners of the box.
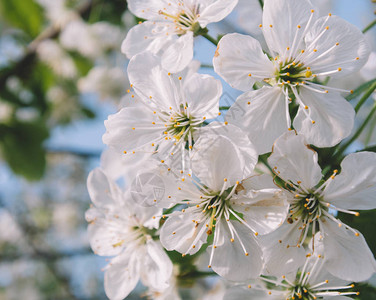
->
(198, 0), (238, 28)
(211, 220), (263, 280)
(262, 0), (315, 55)
(304, 16), (370, 78)
(161, 32), (194, 73)
(293, 88), (355, 148)
(140, 240), (173, 290)
(104, 250), (140, 300)
(226, 86), (288, 154)
(260, 221), (306, 276)
(183, 73), (222, 119)
(121, 21), (174, 59)
(320, 217), (376, 282)
(213, 33), (274, 91)
(268, 131), (322, 189)
(160, 211), (208, 255)
(324, 152), (376, 210)
(103, 106), (162, 154)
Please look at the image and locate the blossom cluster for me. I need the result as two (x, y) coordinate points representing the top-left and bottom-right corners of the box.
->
(86, 0), (376, 299)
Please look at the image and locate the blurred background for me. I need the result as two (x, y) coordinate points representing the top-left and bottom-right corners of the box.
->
(0, 0), (375, 299)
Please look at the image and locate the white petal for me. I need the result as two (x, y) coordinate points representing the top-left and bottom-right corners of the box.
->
(261, 221), (306, 276)
(127, 0), (171, 20)
(320, 217), (376, 282)
(226, 86), (288, 154)
(103, 107), (162, 153)
(293, 88), (355, 148)
(198, 0), (238, 28)
(104, 250), (140, 300)
(304, 16), (370, 78)
(213, 33), (274, 92)
(263, 0), (316, 55)
(141, 240), (173, 290)
(161, 32), (194, 73)
(192, 132), (248, 191)
(231, 188), (288, 235)
(87, 168), (122, 209)
(122, 21), (174, 59)
(160, 212), (208, 255)
(196, 122), (258, 175)
(183, 73), (221, 119)
(211, 220), (263, 280)
(324, 152), (376, 210)
(268, 131), (322, 189)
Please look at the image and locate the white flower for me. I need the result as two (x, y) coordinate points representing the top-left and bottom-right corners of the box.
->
(86, 168), (173, 299)
(224, 252), (358, 300)
(37, 40), (77, 78)
(60, 20), (122, 59)
(103, 52), (222, 170)
(78, 66), (129, 102)
(262, 131), (376, 281)
(213, 0), (370, 153)
(152, 125), (287, 281)
(122, 0), (238, 72)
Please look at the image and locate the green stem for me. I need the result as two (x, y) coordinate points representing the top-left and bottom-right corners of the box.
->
(201, 64), (213, 69)
(356, 144), (376, 153)
(201, 33), (218, 46)
(336, 103), (376, 158)
(363, 19), (376, 34)
(354, 81), (376, 113)
(258, 0), (264, 9)
(219, 106), (231, 110)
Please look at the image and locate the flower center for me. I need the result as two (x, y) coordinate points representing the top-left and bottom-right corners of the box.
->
(290, 192), (327, 222)
(165, 112), (196, 142)
(275, 59), (312, 86)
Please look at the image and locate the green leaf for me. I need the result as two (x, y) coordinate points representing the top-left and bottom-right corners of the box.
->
(0, 120), (49, 180)
(68, 51), (94, 76)
(0, 0), (44, 38)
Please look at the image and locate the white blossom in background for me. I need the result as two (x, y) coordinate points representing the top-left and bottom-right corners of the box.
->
(214, 0), (370, 153)
(86, 169), (173, 300)
(36, 0), (78, 27)
(78, 66), (129, 103)
(37, 39), (77, 78)
(60, 20), (123, 59)
(262, 131), (376, 281)
(122, 0), (238, 72)
(103, 52), (222, 170)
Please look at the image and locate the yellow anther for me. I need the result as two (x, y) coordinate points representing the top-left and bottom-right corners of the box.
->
(168, 72), (171, 76)
(286, 72), (290, 76)
(356, 57), (360, 60)
(338, 67), (342, 71)
(208, 265), (211, 268)
(218, 112), (221, 116)
(355, 212), (360, 217)
(336, 42), (339, 46)
(245, 252), (249, 256)
(305, 70), (312, 77)
(178, 76), (182, 80)
(224, 178), (228, 182)
(311, 9), (315, 13)
(313, 49), (317, 52)
(203, 116), (206, 120)
(259, 24), (262, 28)
(255, 232), (259, 236)
(248, 73), (252, 77)
(297, 25), (301, 29)
(287, 47), (290, 50)
(247, 101), (251, 105)
(301, 50), (305, 54)
(288, 128), (292, 131)
(325, 26), (329, 30)
(248, 285), (252, 288)
(312, 120), (316, 124)
(132, 127), (135, 130)
(269, 24), (273, 28)
(192, 245), (195, 248)
(305, 106), (308, 109)
(230, 238), (234, 242)
(161, 160), (165, 163)
(123, 151), (127, 154)
(224, 121), (228, 125)
(355, 232), (360, 236)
